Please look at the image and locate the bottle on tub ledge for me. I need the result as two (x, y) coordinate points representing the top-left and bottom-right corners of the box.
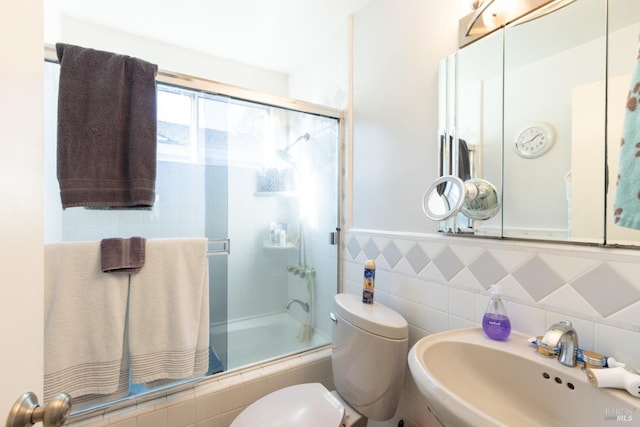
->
(482, 285), (511, 340)
(362, 259), (375, 304)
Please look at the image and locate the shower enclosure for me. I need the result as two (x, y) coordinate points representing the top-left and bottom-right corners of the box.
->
(43, 61), (341, 409)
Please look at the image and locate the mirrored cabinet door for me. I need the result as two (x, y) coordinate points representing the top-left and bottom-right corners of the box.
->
(435, 30), (503, 235)
(606, 0), (640, 246)
(502, 0), (607, 243)
(456, 29), (503, 237)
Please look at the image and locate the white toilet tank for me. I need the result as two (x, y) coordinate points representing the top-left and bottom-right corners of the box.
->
(331, 293), (408, 421)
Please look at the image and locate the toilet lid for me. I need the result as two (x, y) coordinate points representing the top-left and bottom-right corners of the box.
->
(231, 383), (344, 427)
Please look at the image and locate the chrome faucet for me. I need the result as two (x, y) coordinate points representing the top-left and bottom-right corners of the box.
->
(286, 299), (309, 313)
(540, 320), (579, 367)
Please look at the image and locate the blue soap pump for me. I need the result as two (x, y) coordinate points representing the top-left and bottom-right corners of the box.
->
(482, 285), (511, 340)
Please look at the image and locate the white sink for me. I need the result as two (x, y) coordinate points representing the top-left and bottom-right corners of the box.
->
(408, 328), (640, 427)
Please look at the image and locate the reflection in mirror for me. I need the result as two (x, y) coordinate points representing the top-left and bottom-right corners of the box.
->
(606, 0), (640, 246)
(436, 29), (503, 236)
(461, 178), (501, 221)
(502, 0), (606, 242)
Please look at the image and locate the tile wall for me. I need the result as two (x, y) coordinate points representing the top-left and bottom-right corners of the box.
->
(64, 347), (333, 427)
(63, 228), (640, 427)
(344, 229), (640, 426)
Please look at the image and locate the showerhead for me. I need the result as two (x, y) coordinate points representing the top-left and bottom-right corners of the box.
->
(276, 133), (310, 166)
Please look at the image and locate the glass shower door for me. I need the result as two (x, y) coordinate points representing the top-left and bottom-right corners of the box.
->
(44, 60), (340, 410)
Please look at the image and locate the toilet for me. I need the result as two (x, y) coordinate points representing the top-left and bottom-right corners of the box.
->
(231, 293), (409, 427)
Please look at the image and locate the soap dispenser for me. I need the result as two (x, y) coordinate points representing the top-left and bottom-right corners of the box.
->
(482, 285), (511, 340)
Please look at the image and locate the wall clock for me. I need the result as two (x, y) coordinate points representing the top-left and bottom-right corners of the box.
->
(513, 122), (555, 158)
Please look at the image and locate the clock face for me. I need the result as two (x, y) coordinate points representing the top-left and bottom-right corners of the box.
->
(514, 123), (555, 158)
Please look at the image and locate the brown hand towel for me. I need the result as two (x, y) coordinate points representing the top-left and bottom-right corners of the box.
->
(56, 43), (158, 209)
(101, 237), (146, 274)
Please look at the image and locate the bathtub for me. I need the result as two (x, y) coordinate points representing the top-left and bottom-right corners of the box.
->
(212, 311), (330, 370)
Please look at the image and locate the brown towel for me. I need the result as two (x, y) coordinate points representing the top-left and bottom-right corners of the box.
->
(101, 237), (146, 274)
(56, 43), (158, 209)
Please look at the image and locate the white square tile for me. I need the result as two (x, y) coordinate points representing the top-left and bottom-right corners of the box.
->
(67, 415), (108, 427)
(448, 288), (476, 321)
(137, 409), (167, 427)
(595, 324), (640, 370)
(449, 314), (477, 330)
(507, 302), (545, 337)
(195, 391), (222, 421)
(425, 307), (449, 334)
(426, 281), (449, 312)
(405, 299), (428, 331)
(167, 400), (196, 427)
(109, 419), (137, 427)
(220, 384), (245, 413)
(243, 378), (269, 405)
(398, 276), (428, 305)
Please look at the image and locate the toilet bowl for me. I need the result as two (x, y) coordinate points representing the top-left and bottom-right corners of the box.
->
(230, 293), (408, 427)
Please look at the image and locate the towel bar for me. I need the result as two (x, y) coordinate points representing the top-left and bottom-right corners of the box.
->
(207, 238), (230, 256)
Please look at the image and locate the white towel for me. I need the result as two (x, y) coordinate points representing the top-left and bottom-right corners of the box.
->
(128, 238), (210, 384)
(44, 242), (130, 402)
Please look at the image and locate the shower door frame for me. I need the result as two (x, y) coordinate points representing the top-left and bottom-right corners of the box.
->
(44, 44), (345, 418)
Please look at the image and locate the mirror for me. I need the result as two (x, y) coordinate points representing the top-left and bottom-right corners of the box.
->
(422, 175), (500, 224)
(435, 30), (504, 235)
(435, 0), (640, 246)
(606, 0), (640, 245)
(423, 176), (465, 221)
(503, 0), (606, 242)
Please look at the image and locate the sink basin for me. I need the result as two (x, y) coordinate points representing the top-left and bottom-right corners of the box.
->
(408, 328), (640, 427)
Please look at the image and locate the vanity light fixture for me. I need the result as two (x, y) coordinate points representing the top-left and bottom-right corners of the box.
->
(460, 0), (577, 47)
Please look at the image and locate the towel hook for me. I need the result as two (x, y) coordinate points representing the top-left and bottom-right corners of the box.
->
(5, 392), (71, 427)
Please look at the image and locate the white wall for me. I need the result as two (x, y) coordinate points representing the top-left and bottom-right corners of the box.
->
(47, 13), (290, 98)
(351, 0), (462, 232)
(0, 0), (44, 421)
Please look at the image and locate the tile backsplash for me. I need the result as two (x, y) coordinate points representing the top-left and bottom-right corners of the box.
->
(64, 348), (333, 427)
(343, 229), (640, 369)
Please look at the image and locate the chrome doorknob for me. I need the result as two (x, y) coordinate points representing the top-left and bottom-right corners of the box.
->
(6, 392), (71, 427)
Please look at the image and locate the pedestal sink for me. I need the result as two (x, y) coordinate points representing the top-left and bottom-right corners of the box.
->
(408, 328), (640, 427)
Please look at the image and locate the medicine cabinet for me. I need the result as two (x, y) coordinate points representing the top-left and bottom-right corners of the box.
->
(435, 0), (640, 246)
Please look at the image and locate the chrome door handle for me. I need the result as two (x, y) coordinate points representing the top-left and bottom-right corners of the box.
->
(6, 392), (71, 427)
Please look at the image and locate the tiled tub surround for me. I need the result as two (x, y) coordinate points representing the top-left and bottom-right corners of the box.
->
(61, 229), (640, 427)
(344, 229), (640, 426)
(64, 347), (333, 427)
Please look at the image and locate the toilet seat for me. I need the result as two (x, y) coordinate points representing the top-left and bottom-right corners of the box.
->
(230, 383), (344, 427)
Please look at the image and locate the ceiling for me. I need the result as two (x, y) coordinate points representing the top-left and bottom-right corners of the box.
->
(59, 0), (373, 74)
